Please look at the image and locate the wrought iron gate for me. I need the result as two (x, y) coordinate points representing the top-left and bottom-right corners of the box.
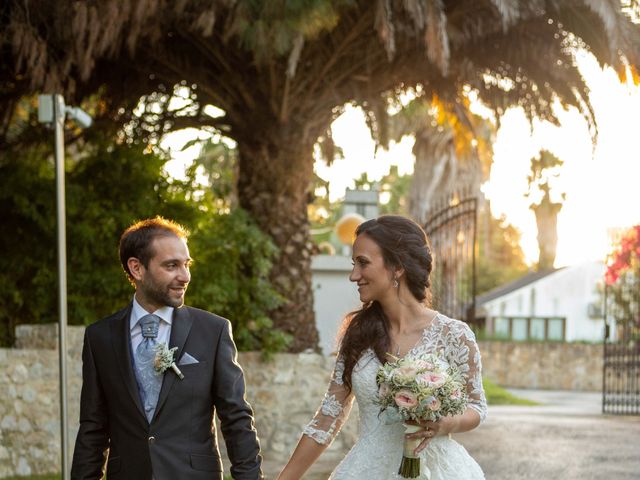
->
(603, 279), (640, 415)
(423, 193), (478, 326)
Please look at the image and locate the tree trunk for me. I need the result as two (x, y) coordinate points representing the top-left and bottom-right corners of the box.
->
(532, 198), (562, 270)
(236, 129), (320, 352)
(408, 129), (483, 224)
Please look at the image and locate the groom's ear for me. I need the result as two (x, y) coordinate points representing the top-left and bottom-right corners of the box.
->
(127, 257), (145, 282)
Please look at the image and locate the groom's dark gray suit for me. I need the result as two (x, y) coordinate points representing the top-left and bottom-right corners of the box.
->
(71, 303), (263, 479)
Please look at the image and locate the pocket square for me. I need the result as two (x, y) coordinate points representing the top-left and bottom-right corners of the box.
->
(178, 352), (199, 366)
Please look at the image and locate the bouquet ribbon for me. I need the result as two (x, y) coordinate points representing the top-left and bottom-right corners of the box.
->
(402, 424), (422, 458)
(399, 424), (431, 479)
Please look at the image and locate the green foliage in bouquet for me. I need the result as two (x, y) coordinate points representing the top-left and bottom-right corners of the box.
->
(375, 354), (468, 478)
(375, 354), (468, 423)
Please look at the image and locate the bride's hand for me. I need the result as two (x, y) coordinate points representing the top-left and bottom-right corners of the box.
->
(406, 416), (454, 454)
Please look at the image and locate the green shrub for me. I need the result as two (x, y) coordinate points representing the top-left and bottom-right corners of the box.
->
(0, 131), (289, 354)
(188, 209), (290, 355)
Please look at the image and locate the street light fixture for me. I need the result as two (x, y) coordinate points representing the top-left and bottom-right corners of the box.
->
(38, 94), (92, 480)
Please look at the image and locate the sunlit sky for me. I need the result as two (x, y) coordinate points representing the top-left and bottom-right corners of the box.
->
(164, 52), (640, 268)
(314, 51), (640, 267)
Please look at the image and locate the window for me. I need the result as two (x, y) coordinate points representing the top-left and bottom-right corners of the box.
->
(547, 318), (564, 341)
(491, 316), (566, 341)
(512, 318), (528, 340)
(530, 318), (546, 340)
(495, 317), (510, 338)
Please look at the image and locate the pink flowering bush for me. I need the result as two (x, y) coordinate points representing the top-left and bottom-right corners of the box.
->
(605, 225), (640, 286)
(605, 225), (640, 333)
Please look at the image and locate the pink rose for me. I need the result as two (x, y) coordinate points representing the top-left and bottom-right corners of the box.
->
(393, 366), (419, 383)
(428, 397), (442, 411)
(450, 389), (461, 400)
(429, 373), (447, 388)
(394, 390), (418, 409)
(416, 372), (446, 388)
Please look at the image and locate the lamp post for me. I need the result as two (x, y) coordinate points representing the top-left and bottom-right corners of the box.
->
(38, 94), (92, 480)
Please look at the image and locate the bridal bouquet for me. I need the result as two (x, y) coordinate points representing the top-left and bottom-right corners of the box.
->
(375, 353), (468, 478)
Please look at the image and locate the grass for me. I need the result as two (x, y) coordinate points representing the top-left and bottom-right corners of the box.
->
(483, 377), (540, 406)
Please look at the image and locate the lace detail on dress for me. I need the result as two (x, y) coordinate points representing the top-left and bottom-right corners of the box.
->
(302, 420), (333, 445)
(412, 314), (488, 422)
(321, 394), (344, 416)
(303, 355), (354, 446)
(333, 357), (345, 385)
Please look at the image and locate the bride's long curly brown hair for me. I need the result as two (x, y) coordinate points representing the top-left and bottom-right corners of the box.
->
(337, 215), (433, 394)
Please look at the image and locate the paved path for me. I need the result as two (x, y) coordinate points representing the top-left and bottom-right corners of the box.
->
(458, 389), (640, 480)
(273, 389), (640, 479)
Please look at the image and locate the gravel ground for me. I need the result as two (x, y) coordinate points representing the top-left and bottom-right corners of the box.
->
(460, 389), (640, 480)
(271, 389), (640, 480)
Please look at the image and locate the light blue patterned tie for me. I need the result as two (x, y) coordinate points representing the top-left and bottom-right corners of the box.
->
(134, 314), (163, 422)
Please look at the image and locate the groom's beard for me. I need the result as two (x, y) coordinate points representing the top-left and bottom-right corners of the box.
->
(140, 278), (188, 308)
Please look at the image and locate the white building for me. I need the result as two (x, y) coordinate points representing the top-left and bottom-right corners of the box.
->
(311, 255), (360, 354)
(310, 188), (378, 354)
(476, 261), (606, 342)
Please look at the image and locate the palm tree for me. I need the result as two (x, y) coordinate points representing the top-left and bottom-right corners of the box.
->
(2, 1), (639, 350)
(385, 95), (494, 223)
(527, 149), (565, 270)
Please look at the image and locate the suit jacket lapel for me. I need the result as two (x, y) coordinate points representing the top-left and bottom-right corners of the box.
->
(153, 306), (193, 422)
(110, 303), (146, 421)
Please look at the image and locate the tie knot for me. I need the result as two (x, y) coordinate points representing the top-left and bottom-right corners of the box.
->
(140, 314), (160, 339)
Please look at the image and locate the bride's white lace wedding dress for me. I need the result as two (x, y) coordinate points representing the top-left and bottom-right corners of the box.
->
(302, 313), (487, 479)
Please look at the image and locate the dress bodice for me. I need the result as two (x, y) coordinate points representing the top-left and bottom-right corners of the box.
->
(301, 314), (487, 479)
(303, 313), (487, 445)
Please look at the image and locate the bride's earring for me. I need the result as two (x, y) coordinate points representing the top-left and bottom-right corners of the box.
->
(393, 277), (399, 288)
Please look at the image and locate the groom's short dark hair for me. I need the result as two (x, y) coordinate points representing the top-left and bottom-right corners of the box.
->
(119, 216), (189, 281)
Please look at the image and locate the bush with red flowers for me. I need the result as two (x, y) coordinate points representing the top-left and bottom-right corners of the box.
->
(604, 225), (640, 335)
(605, 225), (640, 286)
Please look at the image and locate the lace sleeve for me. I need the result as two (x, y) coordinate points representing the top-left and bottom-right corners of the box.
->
(302, 356), (355, 445)
(443, 320), (488, 422)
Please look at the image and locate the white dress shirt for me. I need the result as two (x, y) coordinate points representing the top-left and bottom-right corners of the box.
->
(130, 296), (173, 351)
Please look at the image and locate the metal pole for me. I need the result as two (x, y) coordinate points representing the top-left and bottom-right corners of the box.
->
(53, 94), (70, 480)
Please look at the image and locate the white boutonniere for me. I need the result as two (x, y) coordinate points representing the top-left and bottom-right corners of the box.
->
(154, 343), (184, 380)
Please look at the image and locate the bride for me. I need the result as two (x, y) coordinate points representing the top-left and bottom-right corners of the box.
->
(277, 215), (487, 479)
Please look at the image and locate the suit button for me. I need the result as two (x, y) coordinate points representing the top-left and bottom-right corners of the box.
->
(148, 436), (156, 444)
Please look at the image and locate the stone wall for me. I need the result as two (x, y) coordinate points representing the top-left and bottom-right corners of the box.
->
(478, 341), (603, 391)
(0, 325), (602, 478)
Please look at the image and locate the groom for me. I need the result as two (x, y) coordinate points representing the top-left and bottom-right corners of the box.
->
(71, 217), (263, 479)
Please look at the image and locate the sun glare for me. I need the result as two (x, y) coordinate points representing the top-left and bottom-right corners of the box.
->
(484, 51), (640, 266)
(314, 105), (415, 202)
(163, 54), (640, 270)
(313, 52), (640, 268)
